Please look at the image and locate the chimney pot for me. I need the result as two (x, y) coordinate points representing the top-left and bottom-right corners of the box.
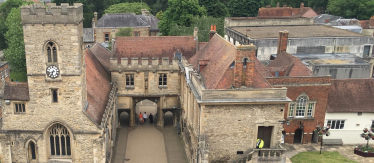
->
(277, 30), (289, 54)
(283, 4), (287, 7)
(209, 25), (217, 40)
(94, 12), (98, 26)
(300, 3), (304, 10)
(277, 3), (280, 7)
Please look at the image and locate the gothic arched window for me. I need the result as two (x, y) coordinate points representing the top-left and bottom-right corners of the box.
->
(47, 42), (58, 63)
(49, 124), (71, 156)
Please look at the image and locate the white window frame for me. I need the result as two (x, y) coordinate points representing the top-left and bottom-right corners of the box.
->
(287, 93), (316, 118)
(327, 120), (345, 129)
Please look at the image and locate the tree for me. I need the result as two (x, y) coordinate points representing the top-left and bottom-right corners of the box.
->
(116, 27), (133, 37)
(156, 10), (163, 20)
(0, 0), (31, 50)
(228, 0), (270, 17)
(104, 2), (151, 15)
(159, 0), (207, 36)
(200, 0), (229, 17)
(269, 0), (302, 8)
(327, 0), (374, 20)
(4, 8), (26, 73)
(169, 16), (224, 42)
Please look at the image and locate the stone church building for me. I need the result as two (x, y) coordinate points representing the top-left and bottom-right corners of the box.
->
(0, 3), (333, 163)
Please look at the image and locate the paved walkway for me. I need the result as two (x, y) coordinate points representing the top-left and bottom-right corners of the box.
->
(284, 144), (374, 162)
(163, 113), (188, 163)
(111, 113), (130, 163)
(125, 122), (167, 163)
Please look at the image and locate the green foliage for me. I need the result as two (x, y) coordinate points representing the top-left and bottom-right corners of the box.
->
(169, 16), (224, 42)
(159, 0), (207, 36)
(269, 0), (303, 8)
(328, 0), (374, 20)
(104, 2), (151, 14)
(291, 152), (357, 163)
(156, 10), (163, 20)
(10, 71), (27, 82)
(0, 0), (32, 50)
(116, 27), (133, 37)
(228, 0), (270, 17)
(200, 0), (229, 17)
(4, 8), (26, 73)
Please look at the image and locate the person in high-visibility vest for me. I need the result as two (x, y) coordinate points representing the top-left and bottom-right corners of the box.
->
(256, 139), (264, 149)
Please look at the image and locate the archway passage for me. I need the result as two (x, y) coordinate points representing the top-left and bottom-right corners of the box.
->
(164, 111), (174, 127)
(136, 99), (157, 124)
(119, 111), (130, 127)
(294, 129), (303, 144)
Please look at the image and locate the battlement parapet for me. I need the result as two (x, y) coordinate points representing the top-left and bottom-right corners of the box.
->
(110, 57), (180, 71)
(21, 3), (83, 25)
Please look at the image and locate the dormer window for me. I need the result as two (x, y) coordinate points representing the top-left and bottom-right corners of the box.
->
(47, 42), (58, 63)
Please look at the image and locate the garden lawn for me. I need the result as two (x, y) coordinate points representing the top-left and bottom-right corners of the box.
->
(10, 72), (27, 82)
(291, 151), (357, 163)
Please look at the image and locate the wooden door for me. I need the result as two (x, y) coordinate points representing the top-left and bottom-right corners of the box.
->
(257, 126), (273, 148)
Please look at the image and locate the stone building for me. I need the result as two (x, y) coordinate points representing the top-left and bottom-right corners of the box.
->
(89, 9), (160, 47)
(258, 3), (318, 18)
(0, 3), (117, 163)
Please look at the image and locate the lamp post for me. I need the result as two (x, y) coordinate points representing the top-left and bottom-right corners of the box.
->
(315, 125), (330, 154)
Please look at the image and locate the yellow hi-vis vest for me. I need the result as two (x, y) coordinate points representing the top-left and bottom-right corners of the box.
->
(257, 139), (264, 148)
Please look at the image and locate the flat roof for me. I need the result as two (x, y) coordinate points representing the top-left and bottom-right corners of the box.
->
(230, 25), (365, 39)
(291, 53), (368, 66)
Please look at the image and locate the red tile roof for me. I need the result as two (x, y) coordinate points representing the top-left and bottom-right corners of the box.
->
(89, 43), (112, 72)
(267, 52), (313, 77)
(327, 79), (374, 113)
(360, 19), (374, 29)
(4, 82), (29, 101)
(114, 36), (196, 62)
(258, 6), (317, 18)
(84, 49), (112, 124)
(189, 34), (272, 89)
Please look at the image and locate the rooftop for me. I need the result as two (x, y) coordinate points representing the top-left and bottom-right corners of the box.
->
(292, 53), (368, 66)
(230, 25), (365, 39)
(96, 13), (150, 28)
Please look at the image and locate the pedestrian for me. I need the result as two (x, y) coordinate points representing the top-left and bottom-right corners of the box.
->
(143, 112), (148, 123)
(256, 138), (264, 156)
(149, 113), (153, 124)
(139, 112), (143, 124)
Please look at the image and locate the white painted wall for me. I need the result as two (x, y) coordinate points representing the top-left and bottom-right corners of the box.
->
(324, 112), (374, 145)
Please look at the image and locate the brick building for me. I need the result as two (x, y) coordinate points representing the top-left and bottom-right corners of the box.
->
(258, 3), (317, 18)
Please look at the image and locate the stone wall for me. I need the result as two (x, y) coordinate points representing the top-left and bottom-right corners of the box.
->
(202, 104), (284, 162)
(94, 27), (150, 43)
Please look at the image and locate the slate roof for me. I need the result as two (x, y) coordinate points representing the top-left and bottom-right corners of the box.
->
(188, 34), (272, 89)
(96, 13), (149, 28)
(89, 43), (112, 72)
(4, 82), (30, 101)
(267, 52), (313, 77)
(327, 79), (374, 113)
(84, 48), (112, 125)
(230, 25), (364, 39)
(83, 28), (94, 43)
(258, 6), (317, 18)
(137, 15), (160, 31)
(114, 36), (196, 62)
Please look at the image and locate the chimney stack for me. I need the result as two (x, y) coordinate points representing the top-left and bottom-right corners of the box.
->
(209, 25), (217, 40)
(277, 30), (288, 54)
(194, 27), (199, 53)
(234, 44), (256, 88)
(300, 3), (304, 10)
(277, 3), (280, 7)
(142, 9), (150, 16)
(94, 12), (98, 26)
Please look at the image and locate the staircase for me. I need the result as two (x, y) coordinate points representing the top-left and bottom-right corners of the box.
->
(228, 145), (286, 163)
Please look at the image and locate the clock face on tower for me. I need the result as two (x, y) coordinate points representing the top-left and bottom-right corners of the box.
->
(46, 65), (60, 78)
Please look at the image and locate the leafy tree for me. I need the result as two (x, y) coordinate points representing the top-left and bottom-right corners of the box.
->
(0, 0), (31, 50)
(228, 0), (270, 17)
(327, 0), (374, 20)
(307, 0), (328, 14)
(116, 27), (133, 37)
(269, 0), (302, 8)
(200, 0), (229, 17)
(104, 2), (151, 14)
(151, 0), (168, 14)
(159, 0), (207, 36)
(156, 10), (163, 20)
(169, 16), (224, 42)
(4, 8), (26, 73)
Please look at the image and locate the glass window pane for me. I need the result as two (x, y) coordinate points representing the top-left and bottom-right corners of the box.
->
(55, 136), (60, 155)
(15, 104), (18, 112)
(66, 135), (71, 155)
(22, 104), (25, 112)
(336, 120), (341, 129)
(61, 135), (66, 155)
(307, 103), (314, 117)
(47, 47), (52, 62)
(331, 120), (336, 129)
(53, 47), (57, 62)
(288, 104), (294, 117)
(50, 136), (55, 155)
(340, 120), (345, 129)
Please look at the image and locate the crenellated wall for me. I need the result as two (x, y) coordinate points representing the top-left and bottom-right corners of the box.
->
(110, 57), (180, 72)
(20, 3), (83, 25)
